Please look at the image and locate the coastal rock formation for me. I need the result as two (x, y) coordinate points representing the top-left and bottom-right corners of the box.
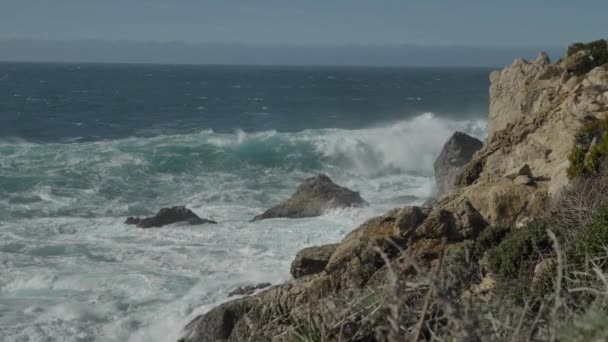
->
(290, 244), (337, 279)
(182, 41), (608, 341)
(457, 46), (608, 195)
(251, 174), (366, 221)
(184, 202), (489, 341)
(433, 131), (483, 195)
(125, 206), (217, 228)
(227, 283), (272, 297)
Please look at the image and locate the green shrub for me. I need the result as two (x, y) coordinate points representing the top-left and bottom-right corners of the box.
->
(558, 302), (608, 341)
(533, 206), (608, 300)
(488, 220), (551, 279)
(475, 224), (510, 256)
(567, 39), (608, 66)
(443, 240), (479, 291)
(568, 205), (608, 266)
(567, 117), (608, 179)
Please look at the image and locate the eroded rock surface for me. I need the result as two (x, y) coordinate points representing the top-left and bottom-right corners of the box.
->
(290, 244), (337, 279)
(457, 49), (608, 195)
(434, 131), (483, 195)
(251, 174), (366, 221)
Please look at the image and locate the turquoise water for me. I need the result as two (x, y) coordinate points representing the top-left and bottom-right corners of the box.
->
(0, 63), (489, 341)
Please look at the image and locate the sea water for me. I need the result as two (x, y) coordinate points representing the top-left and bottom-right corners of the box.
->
(0, 63), (490, 341)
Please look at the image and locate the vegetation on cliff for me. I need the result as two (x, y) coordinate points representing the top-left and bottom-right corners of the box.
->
(567, 117), (608, 179)
(567, 39), (608, 66)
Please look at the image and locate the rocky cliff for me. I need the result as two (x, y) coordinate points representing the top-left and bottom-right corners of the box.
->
(433, 132), (483, 195)
(181, 41), (608, 342)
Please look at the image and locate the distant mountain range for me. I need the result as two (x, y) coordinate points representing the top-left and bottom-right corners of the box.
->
(0, 39), (564, 67)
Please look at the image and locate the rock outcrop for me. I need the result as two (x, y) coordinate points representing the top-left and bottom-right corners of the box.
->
(251, 174), (366, 221)
(290, 244), (337, 279)
(227, 283), (272, 297)
(125, 206), (217, 228)
(433, 132), (483, 195)
(182, 42), (608, 341)
(457, 47), (608, 195)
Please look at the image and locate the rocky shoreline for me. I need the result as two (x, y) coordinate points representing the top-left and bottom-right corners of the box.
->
(176, 40), (608, 341)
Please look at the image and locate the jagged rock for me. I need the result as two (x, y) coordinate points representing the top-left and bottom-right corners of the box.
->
(458, 49), (608, 195)
(183, 273), (335, 341)
(251, 174), (366, 221)
(457, 180), (548, 226)
(453, 199), (488, 239)
(325, 210), (402, 289)
(124, 206), (217, 228)
(393, 206), (430, 238)
(434, 132), (483, 195)
(291, 244), (337, 279)
(227, 283), (272, 297)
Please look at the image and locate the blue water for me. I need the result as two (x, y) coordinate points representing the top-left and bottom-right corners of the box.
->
(0, 63), (490, 341)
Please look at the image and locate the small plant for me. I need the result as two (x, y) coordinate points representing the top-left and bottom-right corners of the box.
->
(567, 117), (608, 179)
(567, 205), (608, 266)
(291, 316), (323, 342)
(443, 241), (480, 291)
(475, 224), (510, 256)
(567, 39), (608, 66)
(558, 303), (608, 341)
(488, 220), (551, 279)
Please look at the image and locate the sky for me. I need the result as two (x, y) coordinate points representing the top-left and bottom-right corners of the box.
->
(0, 1), (606, 65)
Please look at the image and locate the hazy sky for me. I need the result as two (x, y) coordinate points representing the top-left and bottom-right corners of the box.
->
(1, 1), (606, 46)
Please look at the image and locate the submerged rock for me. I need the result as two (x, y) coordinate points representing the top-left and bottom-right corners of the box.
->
(125, 206), (217, 228)
(290, 244), (337, 279)
(251, 174), (366, 221)
(227, 283), (272, 297)
(433, 132), (483, 195)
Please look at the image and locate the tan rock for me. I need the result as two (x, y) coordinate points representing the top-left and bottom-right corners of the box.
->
(393, 206), (430, 237)
(513, 175), (534, 185)
(325, 210), (401, 289)
(457, 52), (608, 195)
(290, 243), (337, 279)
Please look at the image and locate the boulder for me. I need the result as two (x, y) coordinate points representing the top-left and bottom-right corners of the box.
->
(125, 206), (217, 228)
(183, 273), (335, 341)
(433, 132), (483, 195)
(393, 206), (430, 237)
(227, 283), (272, 297)
(251, 174), (366, 221)
(325, 210), (402, 289)
(290, 244), (337, 279)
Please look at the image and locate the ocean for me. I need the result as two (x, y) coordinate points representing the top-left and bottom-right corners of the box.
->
(0, 62), (490, 341)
